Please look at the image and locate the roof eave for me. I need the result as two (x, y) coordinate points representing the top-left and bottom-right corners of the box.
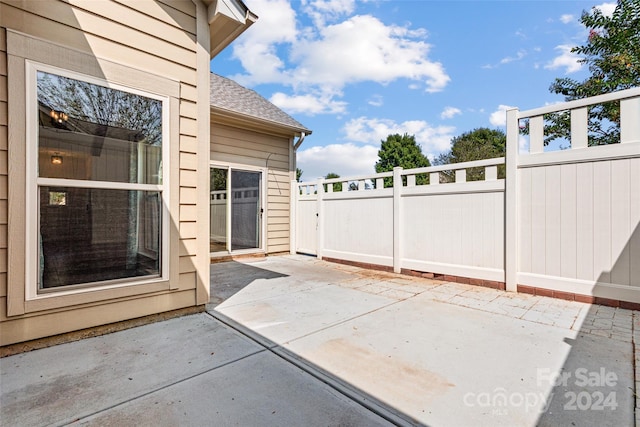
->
(210, 105), (312, 137)
(203, 0), (258, 58)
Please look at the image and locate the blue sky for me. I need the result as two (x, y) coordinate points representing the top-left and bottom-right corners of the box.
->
(210, 0), (617, 180)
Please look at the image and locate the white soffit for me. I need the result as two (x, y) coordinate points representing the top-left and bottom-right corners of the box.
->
(206, 0), (258, 58)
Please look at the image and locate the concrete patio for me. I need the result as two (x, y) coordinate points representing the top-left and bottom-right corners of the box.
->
(1, 254), (638, 426)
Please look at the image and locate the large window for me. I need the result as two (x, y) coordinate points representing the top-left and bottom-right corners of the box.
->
(32, 65), (168, 291)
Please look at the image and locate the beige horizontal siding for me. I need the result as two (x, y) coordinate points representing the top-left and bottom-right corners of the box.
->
(114, 0), (196, 33)
(156, 0), (196, 18)
(179, 255), (197, 274)
(180, 187), (198, 205)
(1, 3), (197, 85)
(180, 222), (198, 239)
(180, 83), (198, 102)
(181, 135), (198, 154)
(180, 169), (198, 186)
(213, 125), (292, 153)
(180, 153), (198, 171)
(0, 0), (204, 345)
(4, 0), (196, 63)
(70, 0), (197, 49)
(213, 145), (289, 170)
(268, 223), (290, 232)
(180, 99), (198, 120)
(180, 205), (198, 222)
(267, 216), (291, 225)
(180, 238), (197, 257)
(268, 241), (289, 253)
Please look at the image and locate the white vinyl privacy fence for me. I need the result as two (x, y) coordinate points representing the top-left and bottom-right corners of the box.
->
(291, 87), (640, 303)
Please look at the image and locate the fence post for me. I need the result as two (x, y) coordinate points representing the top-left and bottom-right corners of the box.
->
(316, 178), (324, 260)
(505, 108), (519, 292)
(393, 167), (402, 273)
(290, 180), (297, 255)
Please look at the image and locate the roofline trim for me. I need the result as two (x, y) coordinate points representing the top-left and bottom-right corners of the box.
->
(210, 105), (313, 136)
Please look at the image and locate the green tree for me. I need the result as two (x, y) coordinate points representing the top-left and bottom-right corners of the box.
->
(375, 133), (430, 186)
(324, 172), (342, 192)
(434, 128), (506, 181)
(211, 168), (227, 192)
(296, 168), (303, 182)
(546, 0), (640, 146)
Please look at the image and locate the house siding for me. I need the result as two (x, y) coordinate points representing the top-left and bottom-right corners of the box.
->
(0, 1), (208, 346)
(211, 123), (292, 254)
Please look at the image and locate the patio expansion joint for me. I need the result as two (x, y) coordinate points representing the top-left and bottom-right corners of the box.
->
(207, 308), (418, 427)
(59, 346), (267, 426)
(283, 298), (408, 346)
(209, 283), (326, 311)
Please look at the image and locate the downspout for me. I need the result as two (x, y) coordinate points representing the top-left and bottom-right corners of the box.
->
(290, 132), (305, 257)
(293, 132), (306, 151)
(292, 132), (306, 180)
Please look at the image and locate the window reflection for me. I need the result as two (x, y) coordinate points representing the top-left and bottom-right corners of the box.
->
(37, 71), (162, 184)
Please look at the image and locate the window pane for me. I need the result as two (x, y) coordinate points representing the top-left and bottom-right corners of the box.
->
(231, 170), (261, 250)
(37, 71), (162, 184)
(39, 187), (161, 289)
(210, 168), (227, 252)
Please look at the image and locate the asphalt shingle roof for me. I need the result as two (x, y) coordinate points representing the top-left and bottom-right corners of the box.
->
(210, 73), (311, 134)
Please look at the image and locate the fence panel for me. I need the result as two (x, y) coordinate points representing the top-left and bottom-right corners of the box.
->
(514, 87), (640, 302)
(323, 192), (394, 266)
(401, 187), (504, 281)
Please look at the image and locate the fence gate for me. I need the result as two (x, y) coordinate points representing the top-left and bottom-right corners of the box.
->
(295, 182), (318, 255)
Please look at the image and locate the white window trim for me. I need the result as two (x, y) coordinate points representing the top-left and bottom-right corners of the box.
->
(24, 60), (171, 301)
(210, 161), (267, 255)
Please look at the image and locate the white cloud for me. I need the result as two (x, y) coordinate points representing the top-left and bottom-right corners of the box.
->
(342, 116), (455, 158)
(368, 94), (384, 107)
(231, 0), (298, 85)
(230, 3), (450, 113)
(296, 143), (379, 178)
(483, 49), (526, 69)
(302, 0), (356, 27)
(440, 106), (461, 120)
(289, 15), (449, 93)
(270, 92), (347, 115)
(489, 105), (516, 127)
(544, 44), (583, 74)
(500, 49), (527, 65)
(560, 14), (574, 24)
(594, 2), (616, 17)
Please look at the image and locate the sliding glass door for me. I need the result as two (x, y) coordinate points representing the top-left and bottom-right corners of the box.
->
(230, 170), (261, 250)
(210, 166), (263, 254)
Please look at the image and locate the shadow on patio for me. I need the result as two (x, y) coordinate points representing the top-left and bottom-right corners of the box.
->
(208, 255), (638, 426)
(536, 221), (640, 426)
